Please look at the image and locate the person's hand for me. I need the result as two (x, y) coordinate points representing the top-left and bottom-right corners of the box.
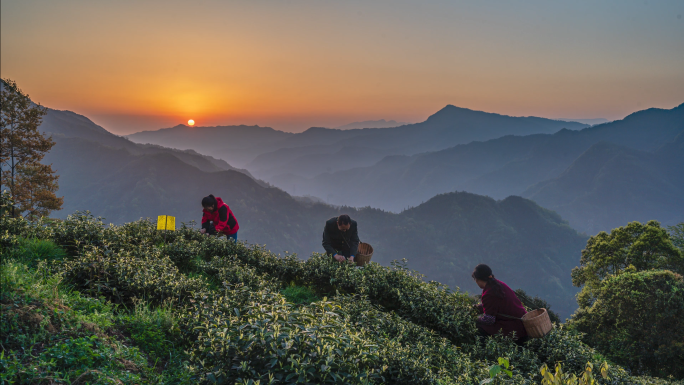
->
(333, 254), (346, 262)
(200, 228), (206, 234)
(348, 256), (355, 263)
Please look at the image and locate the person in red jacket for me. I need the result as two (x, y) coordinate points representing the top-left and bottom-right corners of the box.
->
(472, 264), (529, 345)
(200, 194), (239, 241)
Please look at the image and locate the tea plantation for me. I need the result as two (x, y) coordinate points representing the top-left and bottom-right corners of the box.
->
(1, 200), (681, 383)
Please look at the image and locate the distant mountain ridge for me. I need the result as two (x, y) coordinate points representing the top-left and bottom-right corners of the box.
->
(334, 119), (407, 130)
(557, 118), (610, 125)
(277, 103), (684, 233)
(127, 105), (588, 172)
(40, 109), (252, 176)
(522, 133), (684, 233)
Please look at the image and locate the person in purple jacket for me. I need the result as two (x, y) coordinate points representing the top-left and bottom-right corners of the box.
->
(472, 264), (529, 345)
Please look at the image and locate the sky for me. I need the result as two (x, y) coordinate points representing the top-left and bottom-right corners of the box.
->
(2, 0), (683, 135)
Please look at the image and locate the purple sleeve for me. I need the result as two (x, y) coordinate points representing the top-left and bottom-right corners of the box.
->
(477, 314), (496, 325)
(481, 289), (501, 317)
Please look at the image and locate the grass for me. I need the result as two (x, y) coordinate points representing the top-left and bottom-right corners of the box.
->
(0, 238), (193, 384)
(281, 283), (321, 305)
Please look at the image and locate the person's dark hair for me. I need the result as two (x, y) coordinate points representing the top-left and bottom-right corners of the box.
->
(202, 194), (218, 210)
(337, 214), (351, 226)
(472, 264), (504, 298)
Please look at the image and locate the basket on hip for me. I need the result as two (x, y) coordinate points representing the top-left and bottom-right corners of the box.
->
(521, 308), (553, 338)
(355, 242), (374, 267)
(499, 308), (553, 338)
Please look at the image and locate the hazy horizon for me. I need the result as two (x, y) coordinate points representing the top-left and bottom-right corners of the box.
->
(111, 105), (618, 136)
(2, 0), (683, 135)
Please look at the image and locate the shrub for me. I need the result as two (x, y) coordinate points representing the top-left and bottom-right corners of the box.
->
(572, 221), (683, 308)
(301, 255), (478, 345)
(181, 287), (381, 384)
(56, 246), (208, 305)
(570, 270), (684, 379)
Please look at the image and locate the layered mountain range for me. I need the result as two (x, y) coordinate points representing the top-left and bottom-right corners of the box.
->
(127, 103), (684, 234)
(128, 105), (587, 172)
(36, 106), (591, 317)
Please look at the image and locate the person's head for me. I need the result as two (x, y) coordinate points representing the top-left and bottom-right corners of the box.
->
(202, 194), (218, 212)
(471, 264), (504, 299)
(472, 264), (493, 289)
(337, 214), (351, 232)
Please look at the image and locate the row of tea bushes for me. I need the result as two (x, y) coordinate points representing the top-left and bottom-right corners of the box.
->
(1, 204), (680, 384)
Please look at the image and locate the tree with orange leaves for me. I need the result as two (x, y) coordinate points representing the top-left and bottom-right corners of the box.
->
(1, 78), (63, 219)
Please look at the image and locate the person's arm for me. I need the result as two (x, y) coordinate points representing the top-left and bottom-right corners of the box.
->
(349, 223), (360, 258)
(481, 290), (501, 318)
(322, 224), (336, 255)
(202, 221), (217, 235)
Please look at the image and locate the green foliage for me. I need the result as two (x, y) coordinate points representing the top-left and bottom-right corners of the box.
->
(281, 283), (321, 305)
(570, 270), (684, 379)
(117, 298), (188, 370)
(3, 206), (682, 385)
(572, 221), (683, 308)
(4, 236), (67, 267)
(540, 361), (609, 385)
(302, 255), (479, 345)
(481, 358), (513, 385)
(669, 223), (684, 252)
(182, 287), (382, 384)
(0, 259), (193, 384)
(57, 245), (208, 305)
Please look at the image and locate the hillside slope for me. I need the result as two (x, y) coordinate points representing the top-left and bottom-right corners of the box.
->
(40, 109), (252, 176)
(43, 133), (587, 316)
(523, 136), (684, 233)
(3, 211), (678, 384)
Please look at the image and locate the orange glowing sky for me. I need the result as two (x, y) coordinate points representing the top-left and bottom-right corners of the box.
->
(2, 1), (683, 134)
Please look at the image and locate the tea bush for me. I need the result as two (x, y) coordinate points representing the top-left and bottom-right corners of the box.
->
(333, 294), (489, 384)
(56, 245), (208, 305)
(201, 254), (282, 292)
(181, 287), (382, 384)
(301, 255), (478, 345)
(3, 193), (682, 385)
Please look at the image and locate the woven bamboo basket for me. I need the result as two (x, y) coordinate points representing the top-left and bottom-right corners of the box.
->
(521, 308), (553, 338)
(355, 242), (374, 267)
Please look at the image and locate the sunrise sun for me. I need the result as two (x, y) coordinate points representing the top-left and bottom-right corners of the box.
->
(188, 119), (195, 126)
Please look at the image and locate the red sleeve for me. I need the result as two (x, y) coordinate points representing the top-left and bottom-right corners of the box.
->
(201, 211), (210, 224)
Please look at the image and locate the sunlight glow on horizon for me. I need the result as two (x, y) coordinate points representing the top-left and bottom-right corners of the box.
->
(2, 0), (683, 134)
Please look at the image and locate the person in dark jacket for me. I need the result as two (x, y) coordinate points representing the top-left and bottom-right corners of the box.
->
(200, 194), (239, 241)
(472, 264), (528, 344)
(322, 214), (359, 263)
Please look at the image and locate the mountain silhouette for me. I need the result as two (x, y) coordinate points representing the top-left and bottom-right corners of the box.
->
(523, 135), (684, 233)
(333, 119), (407, 130)
(127, 105), (587, 173)
(282, 104), (684, 233)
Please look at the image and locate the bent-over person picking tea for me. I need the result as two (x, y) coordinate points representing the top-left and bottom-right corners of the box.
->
(322, 214), (359, 263)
